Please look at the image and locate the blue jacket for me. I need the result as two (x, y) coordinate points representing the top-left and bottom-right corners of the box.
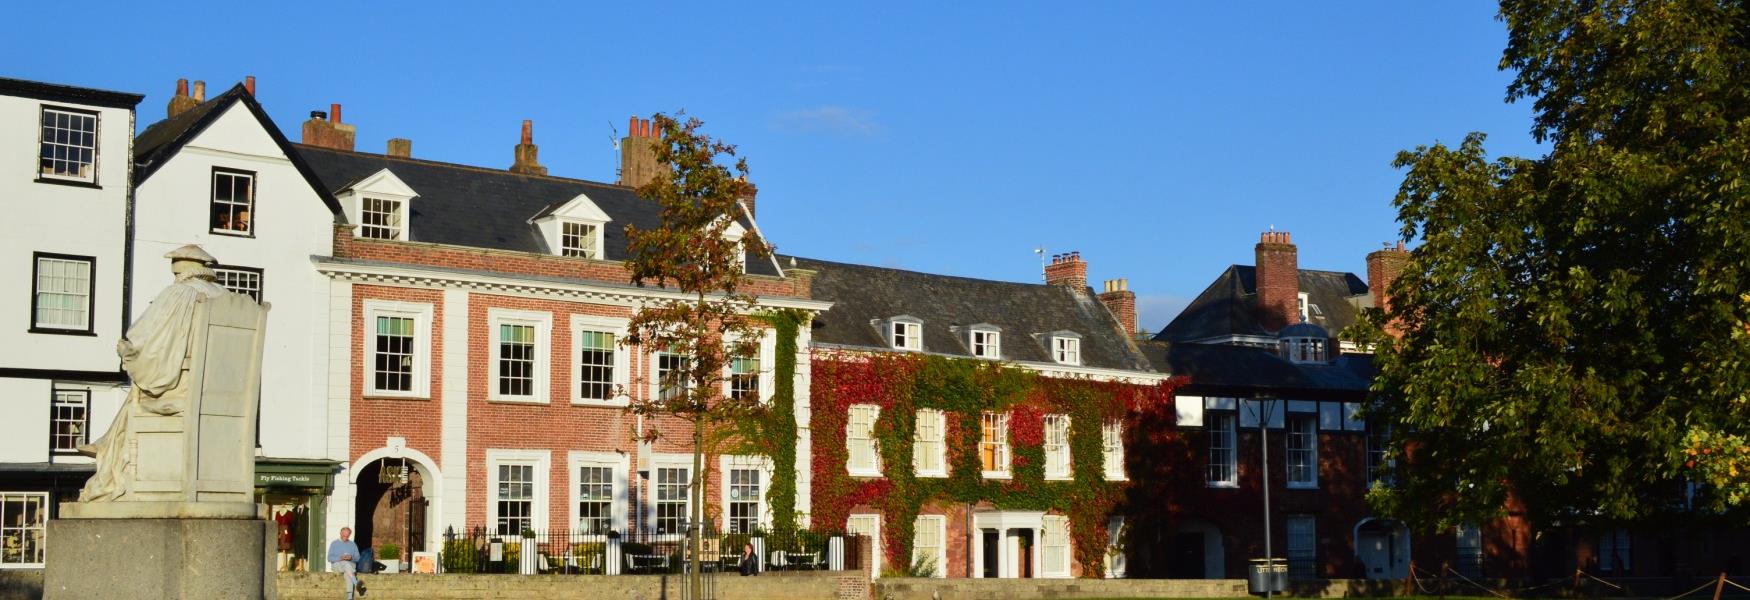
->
(327, 539), (360, 565)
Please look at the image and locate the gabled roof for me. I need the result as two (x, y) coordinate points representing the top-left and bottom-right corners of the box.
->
(132, 83), (344, 219)
(1141, 341), (1374, 397)
(293, 145), (779, 276)
(1155, 265), (1368, 343)
(0, 76), (142, 109)
(790, 257), (1154, 372)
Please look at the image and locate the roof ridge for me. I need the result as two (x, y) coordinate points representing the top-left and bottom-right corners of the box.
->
(291, 143), (634, 193)
(789, 255), (1069, 290)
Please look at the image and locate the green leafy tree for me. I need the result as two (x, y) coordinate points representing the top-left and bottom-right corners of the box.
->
(622, 113), (772, 596)
(1352, 0), (1750, 530)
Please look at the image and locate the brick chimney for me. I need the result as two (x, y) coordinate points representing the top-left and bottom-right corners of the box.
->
(1255, 230), (1300, 332)
(387, 138), (412, 158)
(1044, 251), (1088, 290)
(244, 75), (255, 97)
(167, 78), (197, 118)
(737, 176), (759, 219)
(510, 120), (547, 176)
(301, 103), (356, 151)
(1099, 279), (1138, 336)
(1367, 240), (1411, 325)
(618, 116), (660, 188)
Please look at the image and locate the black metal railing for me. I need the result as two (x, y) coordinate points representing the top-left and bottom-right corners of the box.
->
(437, 525), (863, 576)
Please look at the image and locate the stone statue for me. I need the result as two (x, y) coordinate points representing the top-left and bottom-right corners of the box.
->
(77, 245), (252, 502)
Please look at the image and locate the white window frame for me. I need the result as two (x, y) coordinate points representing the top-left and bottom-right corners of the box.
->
(31, 254), (93, 333)
(0, 492), (48, 567)
(912, 514), (947, 578)
(363, 300), (433, 398)
(1102, 420), (1125, 480)
(50, 389), (89, 455)
(912, 409), (947, 478)
(208, 168), (256, 236)
(980, 411), (1011, 479)
(889, 318), (922, 352)
(558, 219), (604, 258)
(648, 453), (693, 536)
(969, 326), (1001, 359)
(1041, 514), (1071, 578)
(570, 315), (629, 406)
(1367, 422), (1395, 488)
(846, 404), (882, 477)
(212, 265), (264, 301)
(1285, 414), (1318, 489)
(847, 514), (882, 578)
(1207, 411), (1238, 488)
(1286, 515), (1316, 579)
(719, 455), (773, 534)
(721, 330), (776, 404)
(1297, 292), (1310, 323)
(1044, 414), (1072, 480)
(649, 347), (692, 404)
(567, 451), (628, 536)
(486, 449), (551, 536)
(37, 106), (98, 183)
(1052, 335), (1082, 366)
(358, 195), (407, 240)
(489, 308), (552, 403)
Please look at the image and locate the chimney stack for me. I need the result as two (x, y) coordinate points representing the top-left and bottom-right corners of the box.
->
(509, 119), (548, 176)
(1044, 251), (1089, 290)
(387, 138), (412, 158)
(737, 176), (759, 219)
(1255, 230), (1300, 332)
(618, 115), (661, 189)
(1099, 279), (1138, 337)
(192, 81), (206, 103)
(300, 102), (357, 151)
(1366, 241), (1411, 334)
(244, 75), (256, 97)
(167, 78), (197, 118)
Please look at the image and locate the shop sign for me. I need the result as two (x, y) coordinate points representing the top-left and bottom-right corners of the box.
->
(257, 472), (324, 487)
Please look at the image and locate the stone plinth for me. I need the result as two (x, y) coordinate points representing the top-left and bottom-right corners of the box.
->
(44, 516), (275, 600)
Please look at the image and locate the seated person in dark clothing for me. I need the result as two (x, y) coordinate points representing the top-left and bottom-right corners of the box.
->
(739, 543), (758, 576)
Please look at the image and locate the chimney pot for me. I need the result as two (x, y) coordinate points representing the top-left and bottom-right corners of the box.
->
(244, 75), (256, 97)
(192, 80), (206, 102)
(167, 78), (199, 119)
(628, 116), (640, 137)
(387, 138), (412, 158)
(330, 103), (342, 124)
(176, 79), (188, 96)
(310, 111), (327, 120)
(521, 120), (533, 145)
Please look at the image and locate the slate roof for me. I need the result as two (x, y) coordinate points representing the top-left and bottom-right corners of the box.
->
(1154, 265), (1369, 342)
(1141, 341), (1374, 397)
(0, 76), (143, 109)
(132, 83), (344, 217)
(790, 257), (1154, 372)
(293, 145), (779, 276)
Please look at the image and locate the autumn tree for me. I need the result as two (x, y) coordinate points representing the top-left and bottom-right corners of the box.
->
(622, 113), (771, 594)
(1352, 0), (1750, 531)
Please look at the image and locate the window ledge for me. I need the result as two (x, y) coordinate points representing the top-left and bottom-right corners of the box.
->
(488, 396), (550, 405)
(847, 469), (883, 478)
(1045, 474), (1074, 481)
(34, 177), (100, 189)
(1104, 473), (1128, 482)
(572, 399), (631, 408)
(981, 471), (1012, 480)
(915, 471), (948, 479)
(208, 229), (255, 239)
(1207, 481), (1240, 489)
(28, 327), (96, 337)
(362, 393), (431, 401)
(1286, 482), (1319, 490)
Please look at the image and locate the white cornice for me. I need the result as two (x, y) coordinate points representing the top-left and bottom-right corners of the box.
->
(810, 343), (1171, 384)
(311, 257), (834, 312)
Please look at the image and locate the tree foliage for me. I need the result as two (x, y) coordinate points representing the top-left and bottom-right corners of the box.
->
(1352, 0), (1750, 530)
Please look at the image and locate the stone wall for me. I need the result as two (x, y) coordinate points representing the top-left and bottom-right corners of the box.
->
(873, 577), (1407, 600)
(277, 570), (861, 600)
(0, 571), (42, 600)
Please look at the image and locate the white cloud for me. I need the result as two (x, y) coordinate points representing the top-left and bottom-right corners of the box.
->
(772, 106), (881, 137)
(1135, 293), (1192, 336)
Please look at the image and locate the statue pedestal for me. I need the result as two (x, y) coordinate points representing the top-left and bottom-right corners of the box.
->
(44, 503), (276, 600)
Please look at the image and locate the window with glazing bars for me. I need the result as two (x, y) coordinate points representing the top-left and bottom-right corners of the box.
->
(360, 197), (403, 239)
(655, 467), (688, 534)
(657, 351), (688, 402)
(912, 515), (944, 577)
(971, 330), (999, 358)
(846, 404), (880, 474)
(213, 267), (262, 301)
(728, 468), (761, 533)
(495, 464), (534, 536)
(913, 409), (945, 476)
(1101, 420), (1124, 478)
(576, 466), (612, 534)
(577, 330), (615, 401)
(210, 170), (254, 234)
(1367, 423), (1394, 487)
(0, 493), (47, 566)
(33, 256), (91, 331)
(1286, 414), (1317, 486)
(1042, 515), (1070, 576)
(1287, 515), (1316, 579)
(50, 390), (88, 454)
(1053, 337), (1080, 364)
(980, 412), (1010, 474)
(1044, 414), (1071, 478)
(1207, 412), (1237, 486)
(374, 316), (415, 392)
(561, 221), (596, 258)
(498, 324), (536, 396)
(39, 108), (96, 181)
(1455, 525), (1483, 578)
(730, 352), (760, 402)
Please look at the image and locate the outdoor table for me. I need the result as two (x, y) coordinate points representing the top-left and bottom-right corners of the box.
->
(627, 554), (669, 573)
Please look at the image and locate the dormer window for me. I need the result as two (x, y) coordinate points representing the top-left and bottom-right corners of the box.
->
(360, 197), (404, 240)
(884, 317), (922, 351)
(966, 325), (1001, 359)
(339, 168), (418, 241)
(1051, 333), (1082, 365)
(1277, 322), (1332, 364)
(560, 221), (599, 258)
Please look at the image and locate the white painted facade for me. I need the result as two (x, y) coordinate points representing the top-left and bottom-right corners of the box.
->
(131, 99), (339, 462)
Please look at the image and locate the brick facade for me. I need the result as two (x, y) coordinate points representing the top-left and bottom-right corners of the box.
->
(350, 284), (445, 464)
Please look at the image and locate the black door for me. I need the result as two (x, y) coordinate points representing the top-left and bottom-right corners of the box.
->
(982, 530), (1000, 578)
(1170, 532), (1205, 578)
(407, 498), (427, 557)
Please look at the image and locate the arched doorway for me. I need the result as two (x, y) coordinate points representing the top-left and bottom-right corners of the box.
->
(1170, 519), (1226, 579)
(350, 452), (439, 564)
(1354, 518), (1411, 579)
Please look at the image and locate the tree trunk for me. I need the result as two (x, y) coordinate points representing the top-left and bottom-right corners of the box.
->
(690, 415), (705, 599)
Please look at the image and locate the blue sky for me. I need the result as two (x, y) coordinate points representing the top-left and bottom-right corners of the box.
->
(3, 2), (1544, 332)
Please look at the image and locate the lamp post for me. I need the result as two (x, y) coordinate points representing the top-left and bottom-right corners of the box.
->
(1250, 398), (1279, 598)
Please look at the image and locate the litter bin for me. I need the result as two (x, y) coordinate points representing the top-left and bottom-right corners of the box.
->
(1247, 558), (1288, 594)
